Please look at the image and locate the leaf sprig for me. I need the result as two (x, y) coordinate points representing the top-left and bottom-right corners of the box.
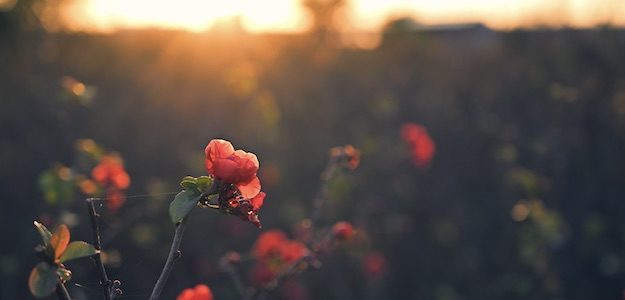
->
(29, 221), (99, 298)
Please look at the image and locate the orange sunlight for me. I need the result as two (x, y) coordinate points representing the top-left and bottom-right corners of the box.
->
(63, 0), (625, 33)
(64, 0), (307, 32)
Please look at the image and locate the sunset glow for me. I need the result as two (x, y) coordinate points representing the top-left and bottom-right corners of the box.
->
(62, 0), (625, 33)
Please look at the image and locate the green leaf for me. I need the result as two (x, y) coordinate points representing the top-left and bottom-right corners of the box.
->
(196, 176), (213, 193)
(28, 262), (58, 298)
(59, 241), (98, 263)
(169, 189), (203, 224)
(180, 176), (198, 189)
(34, 221), (52, 246)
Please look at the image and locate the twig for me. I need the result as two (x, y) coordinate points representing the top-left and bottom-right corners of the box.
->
(149, 218), (187, 300)
(56, 282), (71, 300)
(256, 155), (343, 300)
(219, 257), (252, 300)
(86, 198), (116, 300)
(309, 156), (339, 232)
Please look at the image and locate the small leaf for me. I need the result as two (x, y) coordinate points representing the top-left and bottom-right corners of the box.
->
(196, 176), (213, 193)
(34, 221), (52, 246)
(59, 241), (98, 263)
(28, 262), (58, 298)
(169, 189), (203, 224)
(180, 176), (198, 189)
(50, 224), (70, 261)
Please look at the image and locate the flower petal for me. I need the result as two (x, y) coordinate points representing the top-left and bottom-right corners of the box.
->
(236, 176), (261, 199)
(212, 158), (240, 183)
(232, 150), (259, 182)
(251, 192), (265, 211)
(205, 139), (235, 174)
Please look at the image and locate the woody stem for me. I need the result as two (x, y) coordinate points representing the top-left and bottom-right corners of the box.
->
(149, 218), (187, 300)
(56, 282), (71, 300)
(86, 198), (116, 300)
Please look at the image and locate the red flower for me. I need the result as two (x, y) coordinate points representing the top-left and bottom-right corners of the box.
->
(250, 231), (310, 286)
(332, 221), (354, 241)
(400, 123), (436, 168)
(176, 284), (214, 300)
(205, 139), (261, 199)
(253, 230), (287, 259)
(91, 154), (130, 212)
(253, 230), (308, 266)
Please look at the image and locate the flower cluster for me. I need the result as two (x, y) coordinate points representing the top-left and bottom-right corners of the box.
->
(400, 123), (436, 169)
(250, 230), (309, 285)
(176, 284), (214, 300)
(38, 139), (131, 211)
(204, 139), (265, 227)
(91, 154), (131, 211)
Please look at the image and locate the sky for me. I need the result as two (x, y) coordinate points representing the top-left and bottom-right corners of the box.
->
(58, 0), (625, 33)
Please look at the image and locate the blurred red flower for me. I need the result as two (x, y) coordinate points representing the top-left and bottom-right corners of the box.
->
(400, 123), (436, 168)
(91, 154), (130, 212)
(278, 241), (308, 263)
(176, 284), (214, 300)
(205, 139), (261, 199)
(92, 155), (130, 189)
(253, 230), (287, 259)
(251, 230), (309, 284)
(363, 251), (387, 279)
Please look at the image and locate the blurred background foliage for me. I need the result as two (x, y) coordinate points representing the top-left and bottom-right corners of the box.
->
(3, 0), (625, 299)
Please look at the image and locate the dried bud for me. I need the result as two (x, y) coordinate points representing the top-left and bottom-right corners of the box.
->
(223, 251), (241, 264)
(332, 221), (354, 241)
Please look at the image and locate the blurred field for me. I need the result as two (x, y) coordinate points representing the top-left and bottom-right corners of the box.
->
(3, 2), (625, 300)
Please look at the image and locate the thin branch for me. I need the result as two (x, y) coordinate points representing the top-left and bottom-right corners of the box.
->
(309, 157), (339, 228)
(255, 156), (343, 300)
(56, 282), (71, 300)
(149, 218), (187, 300)
(219, 257), (252, 300)
(86, 198), (116, 300)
